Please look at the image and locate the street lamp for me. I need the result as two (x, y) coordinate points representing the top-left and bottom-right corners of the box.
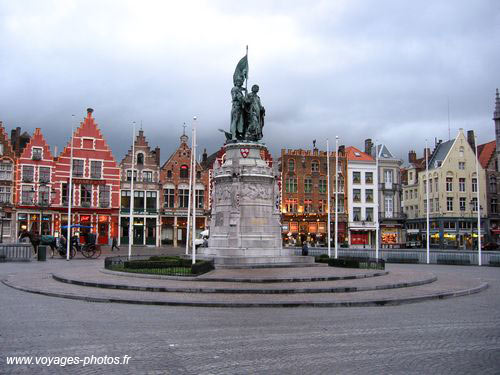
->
(32, 182), (56, 235)
(0, 210), (5, 243)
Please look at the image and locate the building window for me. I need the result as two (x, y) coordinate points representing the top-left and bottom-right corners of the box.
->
(458, 162), (465, 170)
(424, 199), (427, 214)
(404, 190), (408, 200)
(38, 185), (50, 205)
(429, 198), (434, 212)
(336, 176), (344, 192)
(32, 147), (42, 160)
(61, 183), (71, 205)
(143, 171), (153, 182)
(490, 177), (497, 193)
(446, 177), (453, 192)
(22, 166), (34, 182)
(82, 139), (93, 149)
(304, 178), (312, 193)
(365, 172), (373, 184)
(121, 190), (130, 209)
(459, 146), (464, 158)
(288, 159), (295, 172)
(167, 170), (172, 178)
(90, 161), (102, 179)
(0, 162), (13, 180)
(196, 171), (201, 179)
(353, 189), (361, 202)
(318, 199), (327, 213)
(99, 185), (110, 208)
(365, 207), (373, 222)
(385, 196), (393, 218)
(179, 189), (189, 208)
(447, 197), (453, 211)
(353, 207), (361, 222)
(311, 161), (319, 172)
(80, 184), (92, 207)
(164, 189), (175, 208)
(459, 178), (466, 192)
(137, 153), (144, 165)
(491, 198), (498, 214)
(384, 170), (393, 184)
(365, 189), (373, 203)
(134, 191), (145, 211)
(73, 159), (84, 177)
(423, 179), (426, 194)
(195, 189), (204, 208)
(337, 194), (345, 213)
(304, 199), (313, 213)
(21, 185), (33, 205)
(285, 199), (297, 213)
(410, 190), (413, 199)
(472, 178), (477, 193)
(39, 167), (50, 183)
(126, 170), (137, 181)
(318, 179), (327, 194)
(180, 165), (189, 179)
(353, 172), (360, 184)
(435, 178), (438, 192)
(146, 191), (157, 211)
(435, 198), (439, 212)
(0, 186), (11, 204)
(286, 177), (297, 193)
(459, 197), (466, 211)
(472, 198), (478, 211)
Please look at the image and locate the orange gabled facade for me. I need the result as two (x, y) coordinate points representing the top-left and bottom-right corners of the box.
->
(52, 108), (121, 244)
(0, 122), (16, 241)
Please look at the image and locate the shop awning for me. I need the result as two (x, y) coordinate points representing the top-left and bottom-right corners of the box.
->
(491, 229), (500, 234)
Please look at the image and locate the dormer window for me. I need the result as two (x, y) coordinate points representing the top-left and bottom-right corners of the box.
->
(180, 165), (189, 179)
(82, 138), (94, 149)
(32, 148), (42, 160)
(311, 161), (319, 172)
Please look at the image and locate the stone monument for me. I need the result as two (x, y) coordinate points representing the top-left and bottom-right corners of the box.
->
(201, 53), (313, 267)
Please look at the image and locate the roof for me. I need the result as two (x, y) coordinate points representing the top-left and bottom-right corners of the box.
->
(345, 146), (374, 162)
(478, 140), (496, 169)
(428, 139), (454, 170)
(373, 144), (394, 159)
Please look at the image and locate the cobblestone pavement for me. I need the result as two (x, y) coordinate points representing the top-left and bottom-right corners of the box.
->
(0, 261), (499, 374)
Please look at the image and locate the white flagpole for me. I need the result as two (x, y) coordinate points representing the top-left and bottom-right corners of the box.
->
(185, 125), (194, 256)
(128, 122), (136, 260)
(327, 139), (331, 258)
(66, 116), (75, 260)
(375, 140), (379, 260)
(335, 136), (339, 259)
(192, 116), (197, 264)
(425, 139), (430, 264)
(475, 136), (482, 266)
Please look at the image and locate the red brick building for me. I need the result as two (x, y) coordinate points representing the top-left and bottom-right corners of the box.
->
(14, 128), (55, 237)
(0, 122), (16, 242)
(159, 132), (209, 246)
(52, 108), (121, 244)
(280, 147), (348, 246)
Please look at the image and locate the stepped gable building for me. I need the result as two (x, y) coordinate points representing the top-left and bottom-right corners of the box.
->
(10, 127), (31, 156)
(365, 139), (405, 248)
(159, 131), (209, 247)
(0, 122), (16, 242)
(345, 146), (377, 248)
(280, 146), (348, 247)
(402, 129), (487, 249)
(14, 128), (55, 237)
(119, 129), (161, 246)
(52, 108), (121, 244)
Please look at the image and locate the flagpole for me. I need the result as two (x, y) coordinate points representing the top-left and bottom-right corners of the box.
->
(128, 122), (136, 260)
(375, 140), (379, 260)
(185, 125), (193, 256)
(475, 136), (482, 266)
(192, 116), (197, 264)
(425, 139), (430, 264)
(245, 45), (248, 93)
(327, 139), (331, 258)
(335, 136), (339, 259)
(66, 115), (75, 261)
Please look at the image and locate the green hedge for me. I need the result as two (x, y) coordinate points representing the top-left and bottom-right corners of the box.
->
(315, 254), (330, 263)
(328, 257), (385, 270)
(123, 256), (214, 275)
(192, 260), (214, 274)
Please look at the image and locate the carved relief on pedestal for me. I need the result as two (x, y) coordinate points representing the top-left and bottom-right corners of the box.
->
(240, 182), (272, 202)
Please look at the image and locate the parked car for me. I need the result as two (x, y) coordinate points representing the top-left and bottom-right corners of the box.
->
(481, 242), (499, 250)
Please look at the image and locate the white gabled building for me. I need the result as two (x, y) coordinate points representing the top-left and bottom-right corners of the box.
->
(345, 146), (378, 248)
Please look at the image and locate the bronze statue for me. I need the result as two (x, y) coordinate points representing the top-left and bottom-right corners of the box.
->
(245, 84), (265, 141)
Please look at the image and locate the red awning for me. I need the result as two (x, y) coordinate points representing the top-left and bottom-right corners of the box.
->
(491, 229), (500, 234)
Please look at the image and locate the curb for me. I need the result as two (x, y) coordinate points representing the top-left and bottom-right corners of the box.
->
(1, 279), (488, 308)
(52, 274), (438, 294)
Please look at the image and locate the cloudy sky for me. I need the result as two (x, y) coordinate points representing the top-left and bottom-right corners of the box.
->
(1, 0), (499, 164)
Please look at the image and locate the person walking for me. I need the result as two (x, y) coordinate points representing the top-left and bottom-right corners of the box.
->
(301, 241), (309, 256)
(111, 237), (120, 252)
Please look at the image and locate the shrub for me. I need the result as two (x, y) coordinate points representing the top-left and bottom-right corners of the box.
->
(315, 254), (330, 263)
(124, 260), (183, 269)
(191, 260), (214, 275)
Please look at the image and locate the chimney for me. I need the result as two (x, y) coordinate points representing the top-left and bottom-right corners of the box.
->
(338, 145), (345, 155)
(87, 108), (94, 117)
(154, 147), (160, 165)
(53, 146), (58, 157)
(408, 150), (417, 163)
(467, 130), (476, 153)
(202, 148), (208, 163)
(364, 138), (373, 156)
(423, 148), (431, 160)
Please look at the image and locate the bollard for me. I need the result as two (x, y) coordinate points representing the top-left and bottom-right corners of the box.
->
(38, 245), (47, 261)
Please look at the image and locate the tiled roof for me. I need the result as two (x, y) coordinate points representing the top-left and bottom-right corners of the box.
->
(478, 140), (496, 169)
(345, 146), (374, 162)
(428, 139), (454, 170)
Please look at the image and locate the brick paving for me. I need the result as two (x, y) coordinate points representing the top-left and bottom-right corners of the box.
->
(0, 261), (499, 374)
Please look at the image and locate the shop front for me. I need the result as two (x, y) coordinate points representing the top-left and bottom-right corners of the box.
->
(17, 212), (53, 236)
(350, 230), (370, 249)
(381, 226), (400, 249)
(97, 215), (110, 245)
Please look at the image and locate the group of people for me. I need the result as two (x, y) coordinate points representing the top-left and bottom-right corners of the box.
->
(230, 79), (265, 142)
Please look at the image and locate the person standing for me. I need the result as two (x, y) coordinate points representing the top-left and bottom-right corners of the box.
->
(111, 237), (120, 252)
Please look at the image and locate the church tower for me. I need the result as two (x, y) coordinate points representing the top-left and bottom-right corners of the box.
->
(495, 89), (500, 171)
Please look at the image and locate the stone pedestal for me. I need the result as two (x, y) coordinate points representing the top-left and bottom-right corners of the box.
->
(200, 142), (313, 267)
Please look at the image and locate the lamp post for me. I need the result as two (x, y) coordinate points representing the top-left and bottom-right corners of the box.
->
(128, 121), (136, 260)
(0, 210), (5, 244)
(335, 136), (339, 259)
(32, 181), (56, 236)
(474, 136), (482, 266)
